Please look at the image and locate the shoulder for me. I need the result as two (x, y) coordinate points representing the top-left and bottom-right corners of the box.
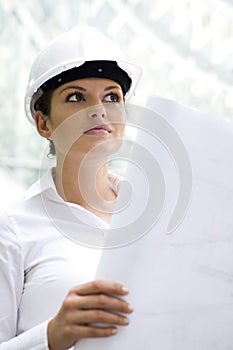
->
(0, 200), (24, 249)
(0, 205), (24, 282)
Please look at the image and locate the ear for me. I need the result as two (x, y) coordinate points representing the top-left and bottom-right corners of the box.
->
(35, 111), (52, 140)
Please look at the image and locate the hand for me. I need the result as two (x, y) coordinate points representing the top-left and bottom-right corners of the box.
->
(47, 280), (133, 350)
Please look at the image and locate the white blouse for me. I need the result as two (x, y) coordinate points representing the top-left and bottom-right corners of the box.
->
(0, 169), (119, 349)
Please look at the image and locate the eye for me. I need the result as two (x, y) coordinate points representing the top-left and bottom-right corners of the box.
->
(104, 92), (121, 103)
(66, 91), (85, 102)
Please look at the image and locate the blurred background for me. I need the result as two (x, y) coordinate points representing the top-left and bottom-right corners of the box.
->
(0, 0), (232, 202)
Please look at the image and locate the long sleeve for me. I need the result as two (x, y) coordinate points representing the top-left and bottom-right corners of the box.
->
(0, 321), (49, 350)
(0, 207), (49, 349)
(0, 171), (103, 349)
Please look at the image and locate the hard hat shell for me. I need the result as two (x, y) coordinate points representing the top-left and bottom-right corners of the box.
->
(25, 25), (142, 124)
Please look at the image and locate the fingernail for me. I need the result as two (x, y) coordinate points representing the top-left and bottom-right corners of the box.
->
(121, 285), (129, 293)
(127, 303), (134, 312)
(123, 317), (130, 325)
(112, 328), (117, 335)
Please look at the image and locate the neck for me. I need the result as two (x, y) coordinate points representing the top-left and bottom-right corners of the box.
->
(54, 153), (116, 222)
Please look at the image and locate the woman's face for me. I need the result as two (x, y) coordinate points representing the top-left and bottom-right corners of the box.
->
(42, 77), (126, 158)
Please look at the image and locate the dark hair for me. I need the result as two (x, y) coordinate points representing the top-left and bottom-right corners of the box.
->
(34, 90), (56, 156)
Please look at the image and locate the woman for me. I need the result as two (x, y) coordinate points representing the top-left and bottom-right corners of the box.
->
(0, 26), (142, 349)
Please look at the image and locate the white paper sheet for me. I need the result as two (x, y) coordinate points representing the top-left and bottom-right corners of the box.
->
(75, 97), (233, 349)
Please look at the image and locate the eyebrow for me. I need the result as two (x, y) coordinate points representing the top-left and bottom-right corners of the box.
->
(104, 85), (121, 91)
(59, 84), (121, 94)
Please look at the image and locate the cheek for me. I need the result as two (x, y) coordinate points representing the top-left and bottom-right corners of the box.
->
(105, 103), (126, 123)
(49, 111), (87, 154)
(115, 123), (125, 138)
(49, 104), (68, 127)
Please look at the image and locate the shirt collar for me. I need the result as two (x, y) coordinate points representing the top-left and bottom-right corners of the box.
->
(24, 168), (123, 230)
(25, 168), (58, 201)
(25, 168), (122, 201)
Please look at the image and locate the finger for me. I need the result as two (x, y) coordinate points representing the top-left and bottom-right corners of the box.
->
(72, 324), (118, 339)
(72, 309), (130, 326)
(71, 294), (133, 314)
(71, 280), (129, 296)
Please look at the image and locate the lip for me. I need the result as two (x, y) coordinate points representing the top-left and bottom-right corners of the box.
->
(84, 124), (112, 133)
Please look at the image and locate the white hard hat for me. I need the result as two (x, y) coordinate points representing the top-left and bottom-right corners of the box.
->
(24, 25), (142, 124)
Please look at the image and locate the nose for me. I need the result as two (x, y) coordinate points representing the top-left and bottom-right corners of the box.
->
(89, 104), (106, 119)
